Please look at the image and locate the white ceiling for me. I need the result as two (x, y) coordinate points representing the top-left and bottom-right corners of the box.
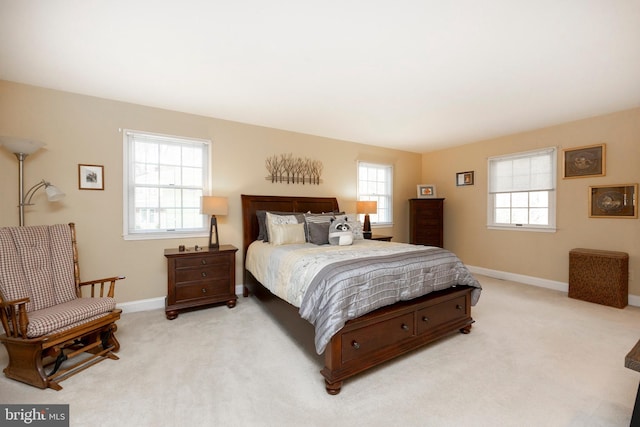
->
(1, 1), (639, 153)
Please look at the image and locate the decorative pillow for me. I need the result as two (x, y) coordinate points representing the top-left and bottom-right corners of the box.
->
(304, 213), (335, 244)
(265, 212), (299, 244)
(307, 221), (331, 245)
(343, 214), (364, 240)
(257, 210), (304, 242)
(269, 223), (306, 246)
(328, 218), (354, 246)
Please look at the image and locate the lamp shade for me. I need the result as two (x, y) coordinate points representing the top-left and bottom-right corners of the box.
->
(356, 200), (377, 214)
(45, 183), (66, 202)
(201, 196), (228, 216)
(0, 137), (45, 155)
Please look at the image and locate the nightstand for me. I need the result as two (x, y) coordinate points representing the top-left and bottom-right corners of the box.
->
(370, 235), (392, 242)
(164, 245), (238, 320)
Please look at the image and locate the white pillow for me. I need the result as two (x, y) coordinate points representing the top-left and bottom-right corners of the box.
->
(344, 214), (364, 240)
(266, 212), (300, 244)
(269, 223), (306, 246)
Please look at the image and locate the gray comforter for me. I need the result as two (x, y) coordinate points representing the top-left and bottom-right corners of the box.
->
(299, 247), (481, 354)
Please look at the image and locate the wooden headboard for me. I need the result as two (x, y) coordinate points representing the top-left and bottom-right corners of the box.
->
(240, 194), (339, 260)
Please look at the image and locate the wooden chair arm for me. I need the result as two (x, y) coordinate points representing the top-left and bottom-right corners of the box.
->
(79, 276), (126, 298)
(0, 297), (30, 338)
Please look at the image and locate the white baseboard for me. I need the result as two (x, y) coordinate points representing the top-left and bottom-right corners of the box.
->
(116, 285), (246, 314)
(117, 274), (639, 313)
(467, 265), (640, 307)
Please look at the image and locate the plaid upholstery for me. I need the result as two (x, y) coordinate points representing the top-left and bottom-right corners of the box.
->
(26, 297), (116, 338)
(0, 224), (116, 339)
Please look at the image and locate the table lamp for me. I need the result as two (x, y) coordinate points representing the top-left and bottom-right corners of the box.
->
(356, 200), (377, 239)
(201, 196), (228, 249)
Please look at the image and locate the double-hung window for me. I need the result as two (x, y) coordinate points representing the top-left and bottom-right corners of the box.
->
(487, 147), (556, 232)
(357, 161), (393, 225)
(123, 130), (211, 240)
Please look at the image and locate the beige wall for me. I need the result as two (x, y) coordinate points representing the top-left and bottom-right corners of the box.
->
(0, 80), (421, 303)
(422, 108), (640, 296)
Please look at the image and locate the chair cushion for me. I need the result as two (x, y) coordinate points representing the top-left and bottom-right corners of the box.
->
(0, 224), (77, 312)
(26, 297), (117, 338)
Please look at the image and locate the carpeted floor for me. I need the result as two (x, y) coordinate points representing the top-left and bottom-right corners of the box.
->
(1, 275), (639, 426)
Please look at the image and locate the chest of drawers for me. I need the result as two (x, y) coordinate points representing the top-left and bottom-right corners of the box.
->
(164, 245), (238, 319)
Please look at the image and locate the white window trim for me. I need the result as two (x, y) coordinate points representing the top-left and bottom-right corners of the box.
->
(357, 161), (394, 227)
(122, 129), (212, 240)
(487, 147), (557, 233)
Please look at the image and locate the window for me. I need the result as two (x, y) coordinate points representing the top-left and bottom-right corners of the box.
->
(487, 147), (556, 231)
(357, 161), (393, 225)
(123, 130), (211, 240)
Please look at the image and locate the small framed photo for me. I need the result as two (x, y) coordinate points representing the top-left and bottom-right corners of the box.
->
(589, 184), (637, 218)
(456, 171), (474, 186)
(78, 164), (104, 190)
(563, 143), (606, 178)
(417, 184), (437, 198)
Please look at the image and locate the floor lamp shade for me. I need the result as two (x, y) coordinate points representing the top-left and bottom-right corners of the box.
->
(0, 137), (65, 226)
(201, 196), (228, 249)
(356, 200), (377, 239)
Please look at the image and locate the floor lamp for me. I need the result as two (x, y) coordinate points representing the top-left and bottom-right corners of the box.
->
(0, 137), (66, 226)
(201, 196), (228, 249)
(356, 200), (377, 239)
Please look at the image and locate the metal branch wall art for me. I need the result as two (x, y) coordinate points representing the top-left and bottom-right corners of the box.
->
(265, 153), (323, 185)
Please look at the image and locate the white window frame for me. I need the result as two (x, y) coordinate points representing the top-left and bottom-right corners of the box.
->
(123, 129), (211, 240)
(357, 161), (393, 226)
(487, 147), (557, 232)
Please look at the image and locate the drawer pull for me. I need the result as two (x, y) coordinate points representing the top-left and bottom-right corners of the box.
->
(456, 304), (463, 310)
(422, 316), (429, 322)
(201, 272), (207, 277)
(201, 288), (207, 293)
(401, 323), (409, 331)
(201, 259), (207, 265)
(351, 340), (360, 350)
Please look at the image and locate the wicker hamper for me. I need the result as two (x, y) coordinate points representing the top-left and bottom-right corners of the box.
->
(569, 248), (629, 308)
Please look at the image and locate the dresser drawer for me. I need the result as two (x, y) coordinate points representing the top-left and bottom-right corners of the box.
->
(175, 279), (230, 301)
(341, 312), (414, 363)
(416, 295), (467, 334)
(175, 265), (229, 283)
(175, 255), (229, 269)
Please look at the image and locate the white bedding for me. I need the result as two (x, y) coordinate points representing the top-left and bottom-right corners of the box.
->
(246, 239), (440, 306)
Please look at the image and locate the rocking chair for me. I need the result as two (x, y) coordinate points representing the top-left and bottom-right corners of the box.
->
(0, 223), (124, 390)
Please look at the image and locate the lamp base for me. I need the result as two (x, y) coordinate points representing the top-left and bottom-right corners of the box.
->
(363, 213), (372, 239)
(209, 216), (220, 249)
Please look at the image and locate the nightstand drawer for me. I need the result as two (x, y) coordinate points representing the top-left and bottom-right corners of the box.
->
(175, 280), (230, 301)
(416, 295), (467, 334)
(175, 255), (229, 269)
(175, 266), (229, 283)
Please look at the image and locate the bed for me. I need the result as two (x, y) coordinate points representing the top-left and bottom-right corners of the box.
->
(241, 194), (481, 394)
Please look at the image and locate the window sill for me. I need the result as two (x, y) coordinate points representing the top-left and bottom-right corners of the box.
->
(487, 225), (556, 233)
(123, 231), (208, 241)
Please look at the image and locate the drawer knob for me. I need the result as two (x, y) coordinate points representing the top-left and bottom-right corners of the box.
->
(201, 272), (207, 277)
(351, 340), (360, 350)
(401, 323), (409, 331)
(202, 288), (207, 293)
(422, 316), (429, 322)
(201, 259), (207, 265)
(456, 304), (463, 310)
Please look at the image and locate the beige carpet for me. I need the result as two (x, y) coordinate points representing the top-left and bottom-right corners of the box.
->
(1, 275), (640, 427)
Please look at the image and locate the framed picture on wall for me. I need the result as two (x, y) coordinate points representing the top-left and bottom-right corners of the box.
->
(563, 143), (606, 178)
(589, 184), (637, 218)
(78, 164), (104, 190)
(417, 184), (437, 198)
(456, 171), (474, 186)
